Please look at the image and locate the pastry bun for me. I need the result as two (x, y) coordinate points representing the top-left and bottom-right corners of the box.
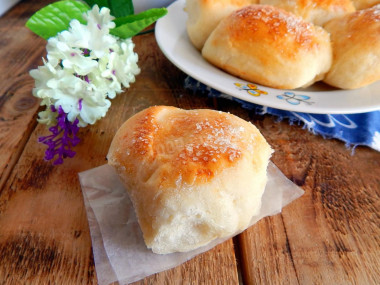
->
(323, 5), (380, 89)
(202, 5), (332, 89)
(107, 106), (272, 254)
(351, 0), (380, 10)
(185, 0), (256, 50)
(259, 0), (355, 26)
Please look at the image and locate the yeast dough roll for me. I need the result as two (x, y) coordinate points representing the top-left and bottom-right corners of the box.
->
(185, 0), (256, 50)
(107, 106), (272, 254)
(351, 0), (380, 9)
(202, 5), (332, 89)
(323, 5), (380, 89)
(259, 0), (355, 26)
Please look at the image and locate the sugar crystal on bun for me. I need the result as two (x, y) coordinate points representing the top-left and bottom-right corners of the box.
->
(260, 0), (355, 26)
(202, 5), (332, 89)
(107, 106), (273, 254)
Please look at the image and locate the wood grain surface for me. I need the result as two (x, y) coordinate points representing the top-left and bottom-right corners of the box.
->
(0, 0), (379, 284)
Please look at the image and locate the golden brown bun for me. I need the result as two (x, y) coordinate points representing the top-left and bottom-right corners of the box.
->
(351, 0), (380, 9)
(107, 106), (272, 254)
(202, 5), (332, 89)
(185, 0), (256, 50)
(259, 0), (355, 26)
(323, 5), (380, 89)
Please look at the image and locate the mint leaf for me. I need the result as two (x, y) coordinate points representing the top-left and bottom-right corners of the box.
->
(26, 0), (90, 40)
(111, 8), (167, 39)
(109, 0), (134, 17)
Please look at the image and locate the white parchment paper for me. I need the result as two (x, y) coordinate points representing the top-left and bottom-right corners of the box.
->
(79, 162), (304, 285)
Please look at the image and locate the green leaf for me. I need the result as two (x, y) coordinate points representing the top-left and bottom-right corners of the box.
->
(109, 0), (134, 18)
(83, 0), (134, 17)
(110, 8), (167, 39)
(26, 0), (90, 40)
(83, 0), (109, 9)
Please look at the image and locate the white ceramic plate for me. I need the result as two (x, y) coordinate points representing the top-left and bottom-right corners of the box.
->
(155, 0), (380, 114)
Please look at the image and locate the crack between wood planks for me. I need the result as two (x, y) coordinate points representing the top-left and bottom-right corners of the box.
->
(0, 117), (38, 194)
(280, 214), (301, 285)
(232, 236), (245, 285)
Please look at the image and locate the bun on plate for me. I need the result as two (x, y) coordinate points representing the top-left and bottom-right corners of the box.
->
(259, 0), (355, 26)
(323, 5), (380, 89)
(202, 5), (332, 89)
(185, 0), (256, 50)
(107, 106), (272, 254)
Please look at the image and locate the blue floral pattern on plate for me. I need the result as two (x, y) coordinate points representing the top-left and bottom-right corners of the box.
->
(184, 77), (380, 152)
(277, 92), (314, 105)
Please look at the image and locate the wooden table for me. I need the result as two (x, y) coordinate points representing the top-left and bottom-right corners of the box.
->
(1, 1), (379, 284)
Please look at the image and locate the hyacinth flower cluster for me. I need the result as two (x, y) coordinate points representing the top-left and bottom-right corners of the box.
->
(26, 0), (167, 164)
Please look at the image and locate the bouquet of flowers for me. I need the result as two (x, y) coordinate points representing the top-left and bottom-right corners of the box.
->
(26, 0), (167, 164)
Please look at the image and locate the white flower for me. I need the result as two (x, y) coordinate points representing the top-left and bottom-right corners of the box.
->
(84, 4), (115, 31)
(47, 37), (98, 75)
(37, 108), (57, 125)
(29, 5), (140, 127)
(64, 5), (116, 58)
(79, 96), (111, 126)
(100, 39), (140, 96)
(110, 40), (140, 88)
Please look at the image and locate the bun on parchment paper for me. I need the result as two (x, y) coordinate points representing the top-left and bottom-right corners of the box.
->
(259, 0), (355, 26)
(323, 5), (380, 89)
(107, 106), (272, 254)
(185, 0), (257, 50)
(202, 5), (332, 89)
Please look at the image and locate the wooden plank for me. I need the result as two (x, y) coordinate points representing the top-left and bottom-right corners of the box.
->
(0, 28), (239, 284)
(2, 0), (379, 284)
(238, 116), (380, 284)
(0, 0), (48, 190)
(238, 215), (299, 285)
(0, 158), (96, 284)
(130, 240), (239, 285)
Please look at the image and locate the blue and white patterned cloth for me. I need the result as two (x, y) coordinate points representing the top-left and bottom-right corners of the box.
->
(185, 77), (380, 152)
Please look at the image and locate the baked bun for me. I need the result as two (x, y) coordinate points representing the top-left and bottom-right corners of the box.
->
(259, 0), (355, 26)
(323, 5), (380, 89)
(107, 106), (272, 254)
(351, 0), (380, 10)
(185, 0), (256, 50)
(202, 5), (332, 89)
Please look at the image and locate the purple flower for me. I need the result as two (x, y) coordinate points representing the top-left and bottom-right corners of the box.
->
(78, 98), (83, 111)
(74, 73), (91, 83)
(38, 105), (80, 165)
(81, 48), (91, 57)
